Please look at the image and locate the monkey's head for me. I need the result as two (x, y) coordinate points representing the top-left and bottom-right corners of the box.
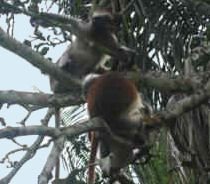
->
(91, 9), (116, 33)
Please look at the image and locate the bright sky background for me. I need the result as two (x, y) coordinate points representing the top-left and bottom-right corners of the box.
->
(0, 13), (69, 183)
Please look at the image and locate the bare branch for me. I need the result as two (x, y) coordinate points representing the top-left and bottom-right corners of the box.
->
(0, 90), (83, 107)
(147, 79), (210, 128)
(0, 27), (81, 91)
(17, 104), (43, 126)
(128, 70), (207, 93)
(0, 118), (104, 139)
(0, 126), (61, 139)
(11, 138), (27, 148)
(0, 136), (47, 184)
(38, 136), (65, 184)
(0, 109), (53, 184)
(0, 148), (27, 164)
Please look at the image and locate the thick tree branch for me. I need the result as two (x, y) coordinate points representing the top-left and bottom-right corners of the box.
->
(0, 27), (81, 91)
(139, 71), (197, 93)
(127, 70), (210, 93)
(148, 79), (210, 128)
(0, 118), (105, 139)
(0, 126), (61, 139)
(0, 90), (83, 107)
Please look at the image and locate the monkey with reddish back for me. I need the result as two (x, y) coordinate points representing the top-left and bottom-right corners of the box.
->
(85, 72), (151, 183)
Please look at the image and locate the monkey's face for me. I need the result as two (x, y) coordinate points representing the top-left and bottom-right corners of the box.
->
(92, 12), (116, 32)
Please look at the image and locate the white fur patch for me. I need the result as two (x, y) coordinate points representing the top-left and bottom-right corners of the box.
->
(122, 94), (145, 123)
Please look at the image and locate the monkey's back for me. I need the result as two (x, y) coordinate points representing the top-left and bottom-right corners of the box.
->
(60, 39), (103, 76)
(87, 72), (139, 123)
(50, 39), (104, 93)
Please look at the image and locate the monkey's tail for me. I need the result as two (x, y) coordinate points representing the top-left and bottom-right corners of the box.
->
(88, 131), (98, 184)
(55, 108), (60, 179)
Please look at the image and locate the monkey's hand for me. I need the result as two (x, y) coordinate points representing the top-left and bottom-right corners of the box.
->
(98, 155), (113, 177)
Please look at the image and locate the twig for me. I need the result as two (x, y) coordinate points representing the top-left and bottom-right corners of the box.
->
(0, 148), (27, 164)
(17, 105), (43, 126)
(0, 117), (6, 126)
(0, 109), (53, 184)
(11, 138), (27, 148)
(38, 136), (65, 184)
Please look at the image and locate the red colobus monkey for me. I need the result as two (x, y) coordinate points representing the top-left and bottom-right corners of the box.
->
(50, 9), (133, 93)
(85, 72), (151, 183)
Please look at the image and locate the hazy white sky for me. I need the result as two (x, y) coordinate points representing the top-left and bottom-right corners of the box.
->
(0, 14), (68, 183)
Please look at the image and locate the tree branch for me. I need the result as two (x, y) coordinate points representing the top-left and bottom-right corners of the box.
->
(0, 126), (61, 139)
(0, 118), (105, 139)
(128, 70), (206, 93)
(147, 79), (210, 128)
(0, 27), (81, 91)
(0, 90), (83, 107)
(38, 136), (65, 184)
(0, 109), (53, 184)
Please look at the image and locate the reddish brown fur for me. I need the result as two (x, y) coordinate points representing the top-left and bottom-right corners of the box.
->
(87, 72), (138, 123)
(87, 132), (98, 184)
(86, 72), (139, 183)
